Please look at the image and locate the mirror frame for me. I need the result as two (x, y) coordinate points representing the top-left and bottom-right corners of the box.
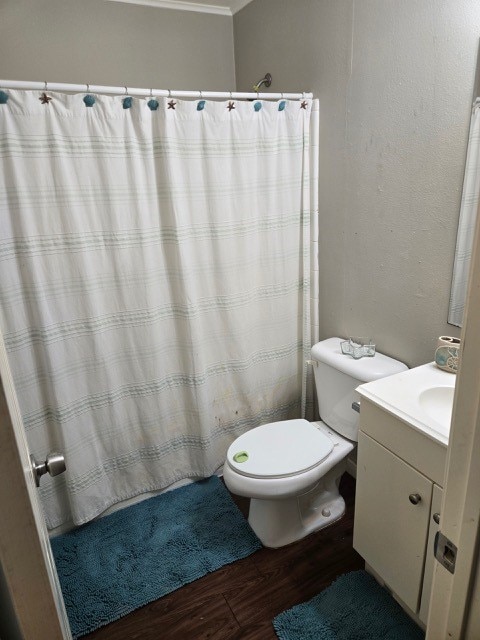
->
(448, 42), (480, 327)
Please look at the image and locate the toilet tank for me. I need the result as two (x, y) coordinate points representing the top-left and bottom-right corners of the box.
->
(311, 337), (407, 441)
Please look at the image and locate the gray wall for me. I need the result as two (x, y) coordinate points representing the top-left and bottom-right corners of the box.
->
(0, 0), (235, 89)
(234, 0), (480, 367)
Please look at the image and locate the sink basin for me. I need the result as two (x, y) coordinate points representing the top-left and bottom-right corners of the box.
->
(419, 386), (454, 433)
(356, 362), (456, 445)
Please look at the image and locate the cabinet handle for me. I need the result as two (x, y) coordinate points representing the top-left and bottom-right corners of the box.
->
(433, 513), (440, 525)
(409, 493), (421, 505)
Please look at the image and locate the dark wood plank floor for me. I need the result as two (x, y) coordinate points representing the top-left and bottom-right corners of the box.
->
(84, 473), (363, 640)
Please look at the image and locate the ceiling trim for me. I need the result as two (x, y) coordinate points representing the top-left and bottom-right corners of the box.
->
(105, 0), (252, 16)
(228, 0), (253, 13)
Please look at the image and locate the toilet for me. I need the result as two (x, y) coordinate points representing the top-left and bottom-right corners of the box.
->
(223, 337), (407, 548)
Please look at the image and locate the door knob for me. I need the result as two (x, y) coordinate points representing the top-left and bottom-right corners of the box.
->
(409, 493), (421, 505)
(433, 512), (440, 525)
(30, 452), (66, 487)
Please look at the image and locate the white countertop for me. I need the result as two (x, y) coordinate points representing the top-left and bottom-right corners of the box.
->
(356, 362), (456, 447)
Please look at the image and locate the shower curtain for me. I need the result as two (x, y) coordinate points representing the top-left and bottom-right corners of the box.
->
(0, 90), (319, 528)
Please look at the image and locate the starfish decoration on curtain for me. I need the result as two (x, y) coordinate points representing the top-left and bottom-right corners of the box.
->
(300, 101), (308, 109)
(39, 93), (52, 104)
(227, 101), (235, 111)
(167, 100), (176, 110)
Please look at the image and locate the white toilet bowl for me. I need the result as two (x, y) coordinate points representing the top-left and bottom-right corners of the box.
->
(223, 419), (354, 548)
(223, 337), (407, 548)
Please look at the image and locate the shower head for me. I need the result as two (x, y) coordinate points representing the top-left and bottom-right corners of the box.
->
(252, 73), (272, 92)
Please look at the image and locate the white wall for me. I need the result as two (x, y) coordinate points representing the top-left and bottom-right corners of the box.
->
(0, 0), (235, 90)
(234, 0), (480, 366)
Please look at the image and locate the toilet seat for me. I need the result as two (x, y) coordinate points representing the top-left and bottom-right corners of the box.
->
(226, 419), (334, 479)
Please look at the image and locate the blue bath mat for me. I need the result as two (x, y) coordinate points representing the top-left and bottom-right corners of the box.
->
(51, 476), (261, 638)
(273, 570), (424, 640)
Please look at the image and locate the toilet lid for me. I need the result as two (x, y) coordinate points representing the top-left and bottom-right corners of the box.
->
(226, 419), (334, 479)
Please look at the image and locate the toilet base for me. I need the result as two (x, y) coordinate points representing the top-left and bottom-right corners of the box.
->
(247, 465), (346, 548)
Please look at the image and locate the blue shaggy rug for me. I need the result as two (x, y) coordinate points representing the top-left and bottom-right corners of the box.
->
(273, 571), (424, 640)
(51, 476), (261, 638)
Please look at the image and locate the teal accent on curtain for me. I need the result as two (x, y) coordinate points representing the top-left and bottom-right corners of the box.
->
(0, 91), (319, 528)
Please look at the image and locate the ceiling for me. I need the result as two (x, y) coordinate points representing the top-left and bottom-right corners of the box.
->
(106, 0), (254, 16)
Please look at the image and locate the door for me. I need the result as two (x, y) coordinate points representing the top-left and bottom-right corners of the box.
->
(354, 431), (433, 613)
(0, 329), (71, 639)
(426, 203), (480, 637)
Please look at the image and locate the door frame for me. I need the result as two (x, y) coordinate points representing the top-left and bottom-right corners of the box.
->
(0, 333), (71, 639)
(426, 198), (480, 638)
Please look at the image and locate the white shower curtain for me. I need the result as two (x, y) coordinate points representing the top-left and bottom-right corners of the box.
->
(0, 90), (319, 528)
(449, 99), (480, 326)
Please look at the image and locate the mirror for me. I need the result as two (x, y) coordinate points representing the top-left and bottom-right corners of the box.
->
(449, 44), (480, 327)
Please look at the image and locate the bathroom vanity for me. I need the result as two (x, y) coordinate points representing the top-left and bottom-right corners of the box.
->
(353, 363), (455, 626)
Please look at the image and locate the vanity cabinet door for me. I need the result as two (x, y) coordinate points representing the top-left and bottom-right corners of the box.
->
(353, 431), (433, 613)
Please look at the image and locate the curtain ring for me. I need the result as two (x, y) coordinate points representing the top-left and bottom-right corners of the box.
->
(281, 92), (284, 99)
(199, 90), (203, 99)
(86, 84), (90, 93)
(44, 81), (48, 91)
(168, 89), (171, 98)
(124, 86), (128, 96)
(150, 88), (153, 98)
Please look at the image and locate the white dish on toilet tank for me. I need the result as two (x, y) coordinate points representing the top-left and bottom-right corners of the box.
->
(223, 337), (407, 548)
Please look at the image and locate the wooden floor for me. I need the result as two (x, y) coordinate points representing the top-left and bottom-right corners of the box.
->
(84, 473), (363, 640)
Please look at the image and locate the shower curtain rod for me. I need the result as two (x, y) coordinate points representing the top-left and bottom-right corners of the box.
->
(0, 79), (313, 101)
